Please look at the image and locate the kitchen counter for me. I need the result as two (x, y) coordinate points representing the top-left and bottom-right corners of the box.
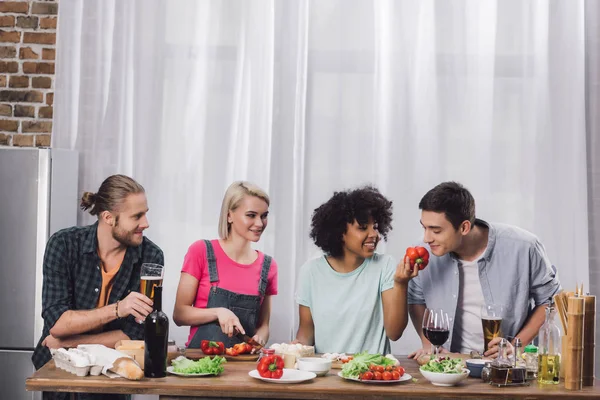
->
(26, 355), (600, 399)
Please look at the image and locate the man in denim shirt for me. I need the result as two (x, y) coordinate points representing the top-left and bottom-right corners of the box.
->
(33, 175), (164, 400)
(408, 182), (561, 359)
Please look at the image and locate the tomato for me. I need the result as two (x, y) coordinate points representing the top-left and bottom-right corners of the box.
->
(385, 365), (393, 372)
(396, 366), (405, 377)
(392, 370), (400, 380)
(362, 371), (374, 381)
(369, 364), (377, 371)
(382, 371), (392, 381)
(373, 371), (383, 380)
(376, 365), (385, 373)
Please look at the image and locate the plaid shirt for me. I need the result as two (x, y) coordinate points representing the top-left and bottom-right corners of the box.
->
(32, 222), (164, 370)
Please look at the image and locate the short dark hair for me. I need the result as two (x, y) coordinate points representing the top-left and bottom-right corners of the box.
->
(418, 181), (475, 230)
(309, 186), (393, 257)
(80, 174), (145, 216)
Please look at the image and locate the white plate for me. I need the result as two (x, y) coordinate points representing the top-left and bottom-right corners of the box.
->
(337, 371), (413, 384)
(166, 366), (215, 377)
(248, 368), (316, 383)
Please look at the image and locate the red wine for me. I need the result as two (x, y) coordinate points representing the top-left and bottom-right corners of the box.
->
(422, 327), (430, 340)
(144, 286), (169, 378)
(424, 328), (449, 347)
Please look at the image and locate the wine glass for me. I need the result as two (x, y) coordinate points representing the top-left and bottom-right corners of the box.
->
(422, 308), (433, 354)
(423, 308), (450, 358)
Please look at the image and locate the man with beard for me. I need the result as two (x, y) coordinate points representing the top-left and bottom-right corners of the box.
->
(32, 174), (164, 400)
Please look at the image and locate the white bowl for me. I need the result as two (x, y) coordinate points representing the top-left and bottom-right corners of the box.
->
(419, 367), (470, 386)
(296, 357), (332, 377)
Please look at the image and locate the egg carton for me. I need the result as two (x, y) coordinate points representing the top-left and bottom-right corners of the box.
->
(51, 348), (103, 377)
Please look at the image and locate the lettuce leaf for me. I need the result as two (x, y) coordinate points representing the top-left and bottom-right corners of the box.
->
(340, 351), (395, 378)
(420, 357), (463, 374)
(171, 355), (226, 375)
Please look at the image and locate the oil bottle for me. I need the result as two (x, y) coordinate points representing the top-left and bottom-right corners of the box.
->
(537, 305), (561, 384)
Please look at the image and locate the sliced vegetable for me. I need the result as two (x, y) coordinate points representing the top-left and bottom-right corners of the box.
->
(420, 356), (463, 374)
(340, 351), (396, 379)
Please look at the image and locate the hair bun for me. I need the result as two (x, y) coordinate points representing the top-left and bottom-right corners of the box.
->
(80, 191), (97, 212)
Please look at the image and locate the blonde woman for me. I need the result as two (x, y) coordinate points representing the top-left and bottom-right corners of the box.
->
(173, 182), (278, 349)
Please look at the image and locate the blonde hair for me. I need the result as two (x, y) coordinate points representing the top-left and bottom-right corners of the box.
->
(218, 181), (270, 239)
(80, 174), (145, 216)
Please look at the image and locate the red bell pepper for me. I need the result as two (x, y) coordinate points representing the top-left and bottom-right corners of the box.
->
(405, 246), (429, 270)
(257, 355), (284, 379)
(200, 340), (225, 355)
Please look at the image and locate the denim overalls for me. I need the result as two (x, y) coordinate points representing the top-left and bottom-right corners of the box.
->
(188, 240), (272, 348)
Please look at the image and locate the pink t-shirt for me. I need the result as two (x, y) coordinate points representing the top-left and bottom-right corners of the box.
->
(181, 239), (278, 346)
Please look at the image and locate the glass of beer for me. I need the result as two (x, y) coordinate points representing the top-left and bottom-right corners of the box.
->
(140, 263), (164, 301)
(481, 304), (505, 353)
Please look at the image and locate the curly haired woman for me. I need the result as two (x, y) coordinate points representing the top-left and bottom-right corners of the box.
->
(294, 186), (417, 354)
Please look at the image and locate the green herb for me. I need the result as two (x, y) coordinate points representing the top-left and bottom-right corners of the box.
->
(340, 351), (395, 378)
(171, 355), (226, 375)
(420, 357), (463, 374)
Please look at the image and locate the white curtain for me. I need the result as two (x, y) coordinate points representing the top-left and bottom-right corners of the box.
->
(54, 0), (588, 356)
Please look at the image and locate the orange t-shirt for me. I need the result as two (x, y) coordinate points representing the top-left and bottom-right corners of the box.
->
(96, 263), (122, 308)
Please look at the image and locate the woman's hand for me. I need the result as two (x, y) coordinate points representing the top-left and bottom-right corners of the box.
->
(408, 345), (449, 359)
(215, 308), (245, 337)
(394, 256), (419, 285)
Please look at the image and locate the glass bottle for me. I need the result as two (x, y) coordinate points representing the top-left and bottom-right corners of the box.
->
(257, 348), (275, 364)
(537, 305), (561, 384)
(490, 338), (513, 385)
(513, 338), (526, 369)
(144, 286), (169, 378)
(481, 361), (492, 383)
(524, 344), (538, 380)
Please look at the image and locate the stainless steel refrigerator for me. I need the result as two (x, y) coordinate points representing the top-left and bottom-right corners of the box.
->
(0, 146), (79, 400)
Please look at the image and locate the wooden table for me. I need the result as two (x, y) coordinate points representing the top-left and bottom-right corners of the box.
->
(26, 356), (600, 399)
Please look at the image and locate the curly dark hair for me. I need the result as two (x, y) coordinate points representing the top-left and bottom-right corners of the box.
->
(309, 186), (393, 257)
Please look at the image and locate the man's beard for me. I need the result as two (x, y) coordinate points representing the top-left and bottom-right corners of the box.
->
(112, 224), (142, 247)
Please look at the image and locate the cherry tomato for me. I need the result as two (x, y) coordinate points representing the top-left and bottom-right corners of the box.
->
(376, 365), (385, 373)
(373, 371), (383, 380)
(362, 371), (374, 381)
(369, 364), (377, 371)
(396, 366), (405, 377)
(385, 365), (393, 372)
(382, 371), (392, 381)
(392, 370), (400, 380)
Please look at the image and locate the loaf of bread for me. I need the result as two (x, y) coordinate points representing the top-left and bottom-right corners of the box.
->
(109, 357), (144, 380)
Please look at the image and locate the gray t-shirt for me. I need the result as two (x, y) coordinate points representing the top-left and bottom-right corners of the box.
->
(408, 219), (561, 352)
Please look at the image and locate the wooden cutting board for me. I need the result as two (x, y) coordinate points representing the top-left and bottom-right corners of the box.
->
(167, 349), (258, 363)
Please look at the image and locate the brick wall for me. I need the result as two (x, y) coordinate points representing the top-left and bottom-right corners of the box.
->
(0, 0), (57, 147)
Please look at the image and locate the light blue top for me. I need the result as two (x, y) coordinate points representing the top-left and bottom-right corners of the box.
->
(408, 219), (562, 352)
(296, 253), (396, 354)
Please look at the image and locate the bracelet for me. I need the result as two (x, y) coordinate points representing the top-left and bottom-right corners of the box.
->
(115, 300), (121, 319)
